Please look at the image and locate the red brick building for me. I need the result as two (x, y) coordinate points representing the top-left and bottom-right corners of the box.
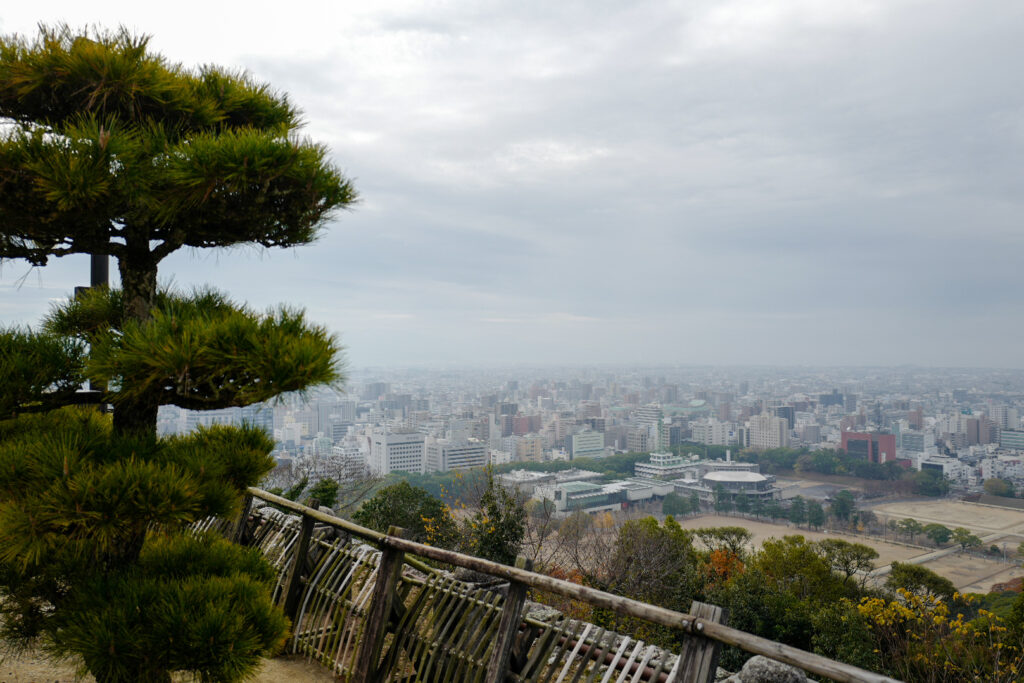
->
(841, 431), (897, 464)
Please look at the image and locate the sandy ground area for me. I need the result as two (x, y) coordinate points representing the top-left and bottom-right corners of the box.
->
(870, 500), (1024, 535)
(957, 564), (1024, 594)
(672, 515), (923, 566)
(915, 552), (1019, 593)
(0, 653), (337, 682)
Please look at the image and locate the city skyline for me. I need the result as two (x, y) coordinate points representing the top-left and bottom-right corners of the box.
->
(2, 1), (1023, 368)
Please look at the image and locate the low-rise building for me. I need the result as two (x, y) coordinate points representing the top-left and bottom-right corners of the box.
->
(672, 467), (783, 505)
(633, 452), (700, 479)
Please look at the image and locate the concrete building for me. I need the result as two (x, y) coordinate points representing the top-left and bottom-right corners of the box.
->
(436, 440), (487, 473)
(672, 467), (783, 505)
(841, 431), (897, 464)
(533, 477), (674, 516)
(369, 430), (425, 475)
(918, 455), (968, 481)
(567, 430), (605, 459)
(690, 418), (734, 446)
(634, 452), (701, 479)
(900, 430), (926, 453)
(747, 413), (790, 449)
(800, 424), (822, 444)
(1000, 430), (1024, 452)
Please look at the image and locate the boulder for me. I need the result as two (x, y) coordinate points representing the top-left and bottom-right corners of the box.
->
(739, 656), (807, 682)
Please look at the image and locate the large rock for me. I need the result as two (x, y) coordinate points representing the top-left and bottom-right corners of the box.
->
(739, 656), (807, 682)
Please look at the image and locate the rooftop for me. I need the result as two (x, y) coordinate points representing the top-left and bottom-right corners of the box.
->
(703, 471), (768, 483)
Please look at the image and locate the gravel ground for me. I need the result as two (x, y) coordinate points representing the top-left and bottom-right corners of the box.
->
(0, 651), (337, 682)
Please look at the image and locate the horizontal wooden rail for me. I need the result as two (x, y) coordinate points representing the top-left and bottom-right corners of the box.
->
(245, 487), (900, 683)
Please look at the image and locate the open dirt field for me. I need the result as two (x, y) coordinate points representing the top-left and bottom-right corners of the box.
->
(919, 553), (1020, 593)
(870, 500), (1024, 536)
(958, 564), (1024, 594)
(0, 653), (336, 683)
(673, 515), (923, 566)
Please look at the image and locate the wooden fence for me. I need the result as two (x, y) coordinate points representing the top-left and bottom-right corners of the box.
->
(220, 488), (901, 683)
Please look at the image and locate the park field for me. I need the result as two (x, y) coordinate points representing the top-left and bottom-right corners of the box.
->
(869, 500), (1024, 537)
(672, 514), (922, 566)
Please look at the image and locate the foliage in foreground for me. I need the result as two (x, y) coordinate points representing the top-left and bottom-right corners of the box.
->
(0, 409), (284, 681)
(0, 23), (354, 682)
(530, 511), (1024, 682)
(352, 470), (526, 565)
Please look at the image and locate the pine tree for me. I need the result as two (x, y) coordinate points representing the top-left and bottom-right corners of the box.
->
(0, 25), (354, 682)
(0, 24), (355, 434)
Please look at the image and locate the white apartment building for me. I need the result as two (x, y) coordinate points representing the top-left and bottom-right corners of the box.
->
(747, 413), (790, 449)
(689, 418), (734, 446)
(634, 452), (700, 479)
(425, 438), (488, 472)
(570, 430), (605, 459)
(369, 430), (425, 475)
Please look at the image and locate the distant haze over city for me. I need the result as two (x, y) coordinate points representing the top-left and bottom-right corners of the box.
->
(3, 2), (1023, 367)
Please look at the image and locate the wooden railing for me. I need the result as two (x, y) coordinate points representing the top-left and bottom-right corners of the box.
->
(224, 488), (901, 683)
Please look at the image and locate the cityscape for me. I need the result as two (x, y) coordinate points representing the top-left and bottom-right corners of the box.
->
(158, 365), (1024, 497)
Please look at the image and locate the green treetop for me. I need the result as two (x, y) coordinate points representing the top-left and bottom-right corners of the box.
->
(0, 24), (355, 434)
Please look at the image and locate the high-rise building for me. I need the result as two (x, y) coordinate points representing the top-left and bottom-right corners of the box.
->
(369, 431), (425, 475)
(362, 382), (390, 400)
(800, 425), (822, 444)
(1000, 430), (1024, 451)
(747, 413), (790, 449)
(900, 431), (925, 453)
(771, 405), (795, 430)
(425, 438), (487, 472)
(991, 405), (1020, 430)
(567, 430), (605, 459)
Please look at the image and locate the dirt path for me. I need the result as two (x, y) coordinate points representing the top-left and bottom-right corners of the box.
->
(0, 652), (337, 682)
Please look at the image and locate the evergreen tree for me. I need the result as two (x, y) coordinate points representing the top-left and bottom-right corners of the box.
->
(0, 24), (354, 435)
(713, 484), (732, 514)
(828, 489), (855, 523)
(806, 500), (825, 530)
(462, 469), (526, 565)
(788, 496), (807, 527)
(734, 492), (751, 516)
(662, 492), (691, 517)
(353, 482), (458, 546)
(0, 25), (354, 682)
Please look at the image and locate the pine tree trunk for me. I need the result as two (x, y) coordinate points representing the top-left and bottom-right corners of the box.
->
(113, 250), (159, 436)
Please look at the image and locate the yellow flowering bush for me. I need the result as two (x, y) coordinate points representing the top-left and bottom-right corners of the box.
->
(857, 589), (1023, 682)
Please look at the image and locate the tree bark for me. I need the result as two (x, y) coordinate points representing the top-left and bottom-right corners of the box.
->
(112, 246), (160, 436)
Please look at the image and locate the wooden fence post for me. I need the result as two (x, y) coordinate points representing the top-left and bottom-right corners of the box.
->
(231, 492), (254, 544)
(484, 556), (533, 683)
(352, 526), (406, 683)
(676, 600), (728, 683)
(281, 512), (315, 623)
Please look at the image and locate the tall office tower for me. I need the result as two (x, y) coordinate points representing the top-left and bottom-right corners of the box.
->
(635, 404), (664, 450)
(991, 405), (1020, 430)
(362, 382), (390, 400)
(748, 413), (790, 449)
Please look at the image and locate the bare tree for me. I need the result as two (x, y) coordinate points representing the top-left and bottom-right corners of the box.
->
(263, 452), (380, 514)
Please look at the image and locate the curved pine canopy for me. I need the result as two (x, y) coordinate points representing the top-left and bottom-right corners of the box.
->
(0, 24), (356, 268)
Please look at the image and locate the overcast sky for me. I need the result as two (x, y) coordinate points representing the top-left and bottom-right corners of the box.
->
(2, 1), (1023, 368)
